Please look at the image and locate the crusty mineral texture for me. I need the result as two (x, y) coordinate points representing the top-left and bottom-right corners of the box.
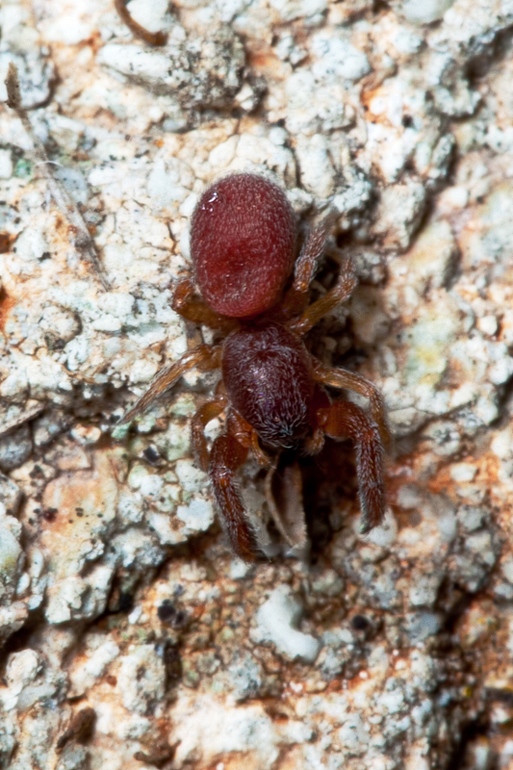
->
(1, 0), (513, 768)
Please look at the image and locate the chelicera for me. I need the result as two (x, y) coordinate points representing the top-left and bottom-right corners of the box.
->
(122, 173), (390, 560)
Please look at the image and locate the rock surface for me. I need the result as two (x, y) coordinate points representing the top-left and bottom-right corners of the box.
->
(1, 0), (513, 768)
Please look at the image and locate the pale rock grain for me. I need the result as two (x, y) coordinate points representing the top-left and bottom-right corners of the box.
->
(253, 586), (321, 662)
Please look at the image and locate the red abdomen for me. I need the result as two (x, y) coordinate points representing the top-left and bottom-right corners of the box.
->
(191, 174), (296, 318)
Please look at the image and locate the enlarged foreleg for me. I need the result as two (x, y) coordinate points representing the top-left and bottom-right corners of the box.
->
(317, 400), (385, 534)
(209, 435), (260, 561)
(313, 361), (391, 450)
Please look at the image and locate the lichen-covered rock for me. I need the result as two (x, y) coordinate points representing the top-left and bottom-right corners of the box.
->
(1, 0), (513, 766)
(97, 23), (246, 118)
(252, 585), (322, 663)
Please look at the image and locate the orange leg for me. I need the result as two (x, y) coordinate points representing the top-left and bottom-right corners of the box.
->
(316, 400), (385, 534)
(224, 410), (270, 467)
(287, 254), (357, 336)
(193, 405), (267, 560)
(191, 395), (228, 472)
(120, 344), (222, 424)
(209, 433), (260, 561)
(312, 361), (391, 450)
(172, 279), (239, 334)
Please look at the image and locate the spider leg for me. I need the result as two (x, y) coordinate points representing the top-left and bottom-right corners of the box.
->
(207, 409), (270, 560)
(172, 279), (239, 333)
(294, 211), (339, 293)
(120, 344), (222, 424)
(312, 361), (391, 450)
(282, 211), (338, 318)
(209, 431), (261, 561)
(316, 400), (385, 534)
(191, 394), (228, 471)
(288, 254), (357, 336)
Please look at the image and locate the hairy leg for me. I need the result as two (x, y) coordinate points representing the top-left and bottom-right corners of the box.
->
(281, 212), (337, 318)
(191, 395), (228, 471)
(172, 279), (239, 333)
(288, 255), (357, 336)
(312, 361), (391, 450)
(120, 344), (222, 424)
(209, 433), (260, 561)
(224, 409), (270, 467)
(316, 400), (385, 534)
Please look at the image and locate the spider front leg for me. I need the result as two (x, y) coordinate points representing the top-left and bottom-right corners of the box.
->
(313, 361), (392, 450)
(316, 400), (386, 534)
(208, 411), (268, 561)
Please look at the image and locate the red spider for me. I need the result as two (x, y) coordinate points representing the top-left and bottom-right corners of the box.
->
(122, 173), (390, 560)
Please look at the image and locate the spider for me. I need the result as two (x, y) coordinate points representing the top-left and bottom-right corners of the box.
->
(121, 173), (391, 560)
